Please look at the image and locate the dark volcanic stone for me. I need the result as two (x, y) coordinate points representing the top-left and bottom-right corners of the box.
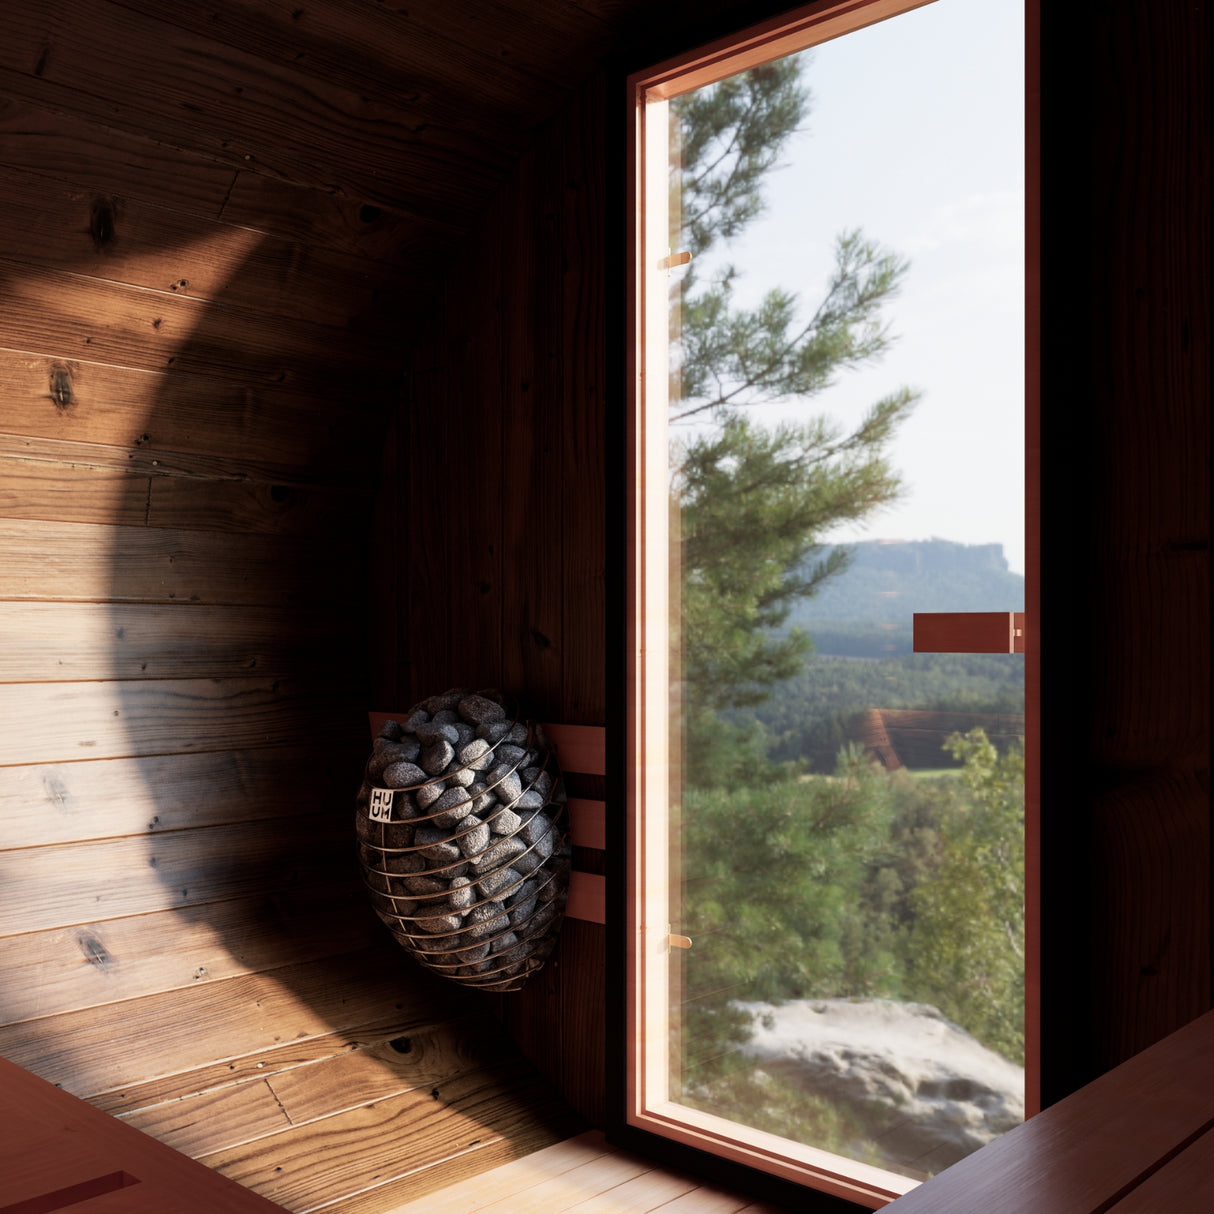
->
(459, 693), (506, 724)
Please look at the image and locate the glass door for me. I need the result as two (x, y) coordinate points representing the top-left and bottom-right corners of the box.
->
(627, 0), (1034, 1203)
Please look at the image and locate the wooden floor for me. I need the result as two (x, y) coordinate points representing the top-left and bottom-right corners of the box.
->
(387, 1131), (789, 1214)
(103, 950), (583, 1213)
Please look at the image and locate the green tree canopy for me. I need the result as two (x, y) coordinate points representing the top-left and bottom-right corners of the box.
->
(668, 56), (918, 719)
(908, 729), (1026, 1063)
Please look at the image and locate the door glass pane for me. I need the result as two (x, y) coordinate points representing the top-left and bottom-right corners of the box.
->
(663, 0), (1025, 1183)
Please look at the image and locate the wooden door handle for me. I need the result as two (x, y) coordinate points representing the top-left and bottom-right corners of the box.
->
(913, 611), (1026, 653)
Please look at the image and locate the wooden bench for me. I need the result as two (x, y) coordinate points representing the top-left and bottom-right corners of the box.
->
(888, 1010), (1214, 1212)
(0, 1056), (288, 1212)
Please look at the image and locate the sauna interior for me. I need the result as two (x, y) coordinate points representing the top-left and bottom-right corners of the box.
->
(0, 0), (1208, 1211)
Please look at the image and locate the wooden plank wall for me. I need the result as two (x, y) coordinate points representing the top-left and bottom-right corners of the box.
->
(0, 0), (1207, 1206)
(1039, 0), (1212, 1104)
(372, 0), (1214, 1145)
(0, 1), (591, 1209)
(368, 75), (611, 1127)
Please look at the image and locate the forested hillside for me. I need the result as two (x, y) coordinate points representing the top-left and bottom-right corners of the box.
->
(786, 538), (1025, 656)
(724, 539), (1025, 771)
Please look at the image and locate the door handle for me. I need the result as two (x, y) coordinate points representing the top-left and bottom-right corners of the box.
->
(913, 611), (1025, 654)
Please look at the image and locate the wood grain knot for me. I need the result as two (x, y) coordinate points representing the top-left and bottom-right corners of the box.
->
(77, 933), (111, 968)
(48, 364), (74, 411)
(90, 197), (118, 249)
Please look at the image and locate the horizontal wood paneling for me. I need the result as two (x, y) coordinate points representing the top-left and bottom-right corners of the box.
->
(0, 96), (237, 217)
(0, 266), (389, 396)
(0, 889), (377, 1026)
(146, 471), (369, 538)
(0, 602), (359, 683)
(0, 1), (505, 219)
(115, 0), (602, 104)
(0, 746), (360, 848)
(0, 451), (366, 537)
(0, 165), (408, 330)
(0, 452), (150, 528)
(0, 677), (360, 767)
(0, 519), (364, 604)
(0, 357), (385, 485)
(0, 817), (349, 936)
(0, 92), (461, 267)
(217, 168), (466, 267)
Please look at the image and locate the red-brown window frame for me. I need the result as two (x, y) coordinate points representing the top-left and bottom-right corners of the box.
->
(619, 0), (1041, 1204)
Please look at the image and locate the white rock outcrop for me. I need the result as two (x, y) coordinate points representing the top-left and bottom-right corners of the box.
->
(733, 998), (1024, 1172)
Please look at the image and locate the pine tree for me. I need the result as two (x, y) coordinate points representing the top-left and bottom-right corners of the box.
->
(669, 56), (918, 721)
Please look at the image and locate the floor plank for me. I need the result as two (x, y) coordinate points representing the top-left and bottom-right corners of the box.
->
(264, 1020), (539, 1128)
(120, 1076), (292, 1159)
(123, 1015), (547, 1162)
(381, 1132), (784, 1214)
(0, 945), (461, 1097)
(315, 1136), (588, 1214)
(461, 1147), (656, 1214)
(88, 989), (473, 1118)
(381, 1132), (620, 1214)
(201, 1060), (574, 1212)
(561, 1166), (700, 1213)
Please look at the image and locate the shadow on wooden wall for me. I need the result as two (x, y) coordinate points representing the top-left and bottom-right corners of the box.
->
(0, 30), (590, 1206)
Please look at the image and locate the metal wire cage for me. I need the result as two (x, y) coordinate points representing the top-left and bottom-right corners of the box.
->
(355, 689), (570, 992)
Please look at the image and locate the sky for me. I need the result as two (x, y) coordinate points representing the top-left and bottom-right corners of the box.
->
(680, 0), (1026, 573)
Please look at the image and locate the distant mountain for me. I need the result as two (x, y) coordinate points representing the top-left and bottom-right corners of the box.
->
(787, 539), (1025, 657)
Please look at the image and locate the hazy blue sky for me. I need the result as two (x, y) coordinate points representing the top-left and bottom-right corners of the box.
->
(684, 0), (1026, 573)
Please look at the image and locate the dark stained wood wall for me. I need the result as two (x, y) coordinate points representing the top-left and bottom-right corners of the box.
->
(368, 72), (611, 1127)
(371, 0), (1213, 1141)
(1039, 0), (1212, 1104)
